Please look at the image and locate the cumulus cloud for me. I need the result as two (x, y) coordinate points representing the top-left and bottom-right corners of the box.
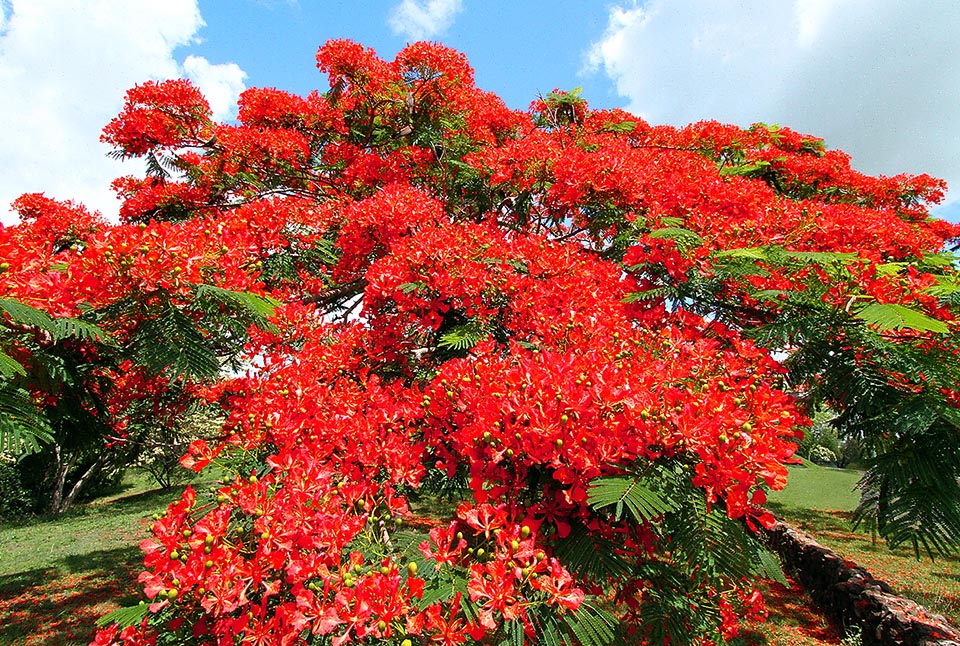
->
(388, 0), (463, 41)
(182, 55), (247, 122)
(0, 0), (247, 223)
(587, 1), (960, 214)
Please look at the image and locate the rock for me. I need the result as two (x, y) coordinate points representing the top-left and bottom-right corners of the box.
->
(765, 519), (960, 646)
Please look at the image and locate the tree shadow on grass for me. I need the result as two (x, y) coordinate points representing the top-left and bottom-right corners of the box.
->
(765, 503), (888, 553)
(767, 503), (856, 534)
(730, 577), (845, 646)
(0, 486), (178, 535)
(0, 546), (143, 646)
(84, 483), (190, 515)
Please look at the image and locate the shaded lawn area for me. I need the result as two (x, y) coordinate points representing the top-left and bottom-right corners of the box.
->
(736, 577), (845, 646)
(0, 550), (141, 646)
(0, 479), (183, 646)
(767, 462), (960, 629)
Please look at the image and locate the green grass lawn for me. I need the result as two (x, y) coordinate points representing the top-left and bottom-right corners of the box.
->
(0, 473), (184, 646)
(767, 460), (863, 512)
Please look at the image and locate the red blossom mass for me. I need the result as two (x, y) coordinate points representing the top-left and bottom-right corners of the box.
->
(1, 38), (958, 646)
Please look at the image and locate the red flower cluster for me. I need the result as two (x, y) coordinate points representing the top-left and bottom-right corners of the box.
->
(1, 37), (957, 646)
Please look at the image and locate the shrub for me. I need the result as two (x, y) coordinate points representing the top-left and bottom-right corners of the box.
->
(809, 445), (838, 466)
(0, 455), (34, 521)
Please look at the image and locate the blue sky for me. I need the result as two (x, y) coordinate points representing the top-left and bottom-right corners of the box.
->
(1, 0), (959, 223)
(190, 1), (617, 112)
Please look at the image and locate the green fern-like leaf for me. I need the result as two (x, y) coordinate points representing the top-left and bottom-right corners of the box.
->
(781, 249), (859, 266)
(128, 306), (219, 381)
(438, 319), (487, 352)
(255, 237), (339, 289)
(0, 298), (55, 331)
(622, 286), (677, 303)
(96, 602), (151, 628)
(416, 569), (477, 617)
(587, 473), (680, 523)
(600, 120), (637, 134)
(0, 386), (54, 453)
(637, 575), (721, 646)
(195, 285), (279, 324)
(498, 619), (525, 646)
(712, 247), (769, 262)
(482, 257), (530, 274)
(853, 423), (960, 558)
(397, 281), (428, 294)
(417, 575), (458, 610)
(718, 159), (771, 178)
(53, 317), (114, 345)
(524, 601), (572, 646)
(647, 227), (704, 247)
(552, 522), (634, 586)
(560, 598), (619, 646)
(0, 350), (26, 377)
(853, 302), (948, 334)
(664, 493), (779, 584)
(926, 275), (960, 298)
(758, 547), (789, 586)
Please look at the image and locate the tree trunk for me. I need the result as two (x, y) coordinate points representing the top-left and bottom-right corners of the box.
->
(49, 444), (70, 515)
(55, 452), (108, 514)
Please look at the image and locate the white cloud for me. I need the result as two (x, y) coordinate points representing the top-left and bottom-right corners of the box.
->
(0, 0), (247, 223)
(388, 0), (463, 41)
(587, 1), (960, 217)
(182, 55), (247, 122)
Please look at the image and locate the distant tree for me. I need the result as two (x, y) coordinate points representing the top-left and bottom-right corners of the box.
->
(796, 408), (840, 459)
(2, 39), (958, 645)
(836, 438), (864, 469)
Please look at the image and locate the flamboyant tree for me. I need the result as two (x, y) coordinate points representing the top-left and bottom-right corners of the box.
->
(1, 39), (958, 644)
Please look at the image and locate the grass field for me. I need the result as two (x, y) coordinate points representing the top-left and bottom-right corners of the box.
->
(0, 474), (181, 646)
(767, 462), (960, 628)
(1, 463), (957, 645)
(766, 461), (863, 512)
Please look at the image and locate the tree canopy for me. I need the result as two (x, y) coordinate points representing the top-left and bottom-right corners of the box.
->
(1, 39), (958, 645)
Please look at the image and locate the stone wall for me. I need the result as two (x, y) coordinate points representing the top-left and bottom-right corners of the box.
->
(765, 520), (960, 646)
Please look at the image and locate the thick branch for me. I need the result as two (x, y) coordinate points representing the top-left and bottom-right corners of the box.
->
(302, 279), (368, 306)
